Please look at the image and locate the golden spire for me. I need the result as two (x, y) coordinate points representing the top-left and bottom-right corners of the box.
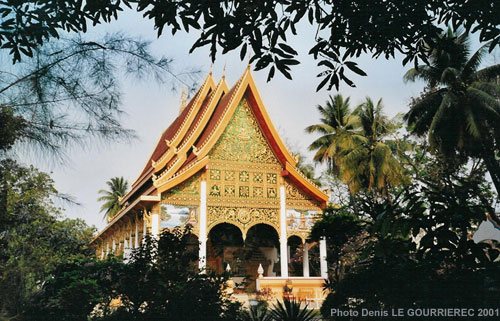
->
(222, 62), (226, 79)
(247, 51), (251, 70)
(209, 63), (213, 75)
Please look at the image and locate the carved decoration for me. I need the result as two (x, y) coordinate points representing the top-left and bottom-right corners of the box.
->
(225, 170), (235, 181)
(285, 178), (322, 210)
(287, 230), (310, 243)
(209, 98), (279, 164)
(162, 171), (201, 206)
(207, 206), (280, 238)
(210, 169), (220, 180)
(207, 161), (281, 209)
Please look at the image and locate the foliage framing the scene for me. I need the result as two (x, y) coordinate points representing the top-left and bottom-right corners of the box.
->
(0, 33), (198, 159)
(0, 159), (95, 316)
(404, 28), (500, 203)
(1, 1), (499, 90)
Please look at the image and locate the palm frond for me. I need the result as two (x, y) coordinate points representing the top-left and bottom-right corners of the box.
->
(403, 66), (436, 84)
(469, 81), (500, 98)
(461, 42), (489, 80)
(463, 105), (481, 138)
(405, 89), (446, 135)
(269, 299), (316, 321)
(428, 92), (453, 150)
(474, 64), (500, 82)
(466, 87), (500, 118)
(97, 176), (129, 221)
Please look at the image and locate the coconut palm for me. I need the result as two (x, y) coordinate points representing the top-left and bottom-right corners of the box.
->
(97, 176), (129, 222)
(305, 94), (360, 175)
(294, 153), (322, 187)
(404, 28), (500, 195)
(340, 98), (407, 197)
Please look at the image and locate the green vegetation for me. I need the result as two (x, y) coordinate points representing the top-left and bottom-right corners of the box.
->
(404, 29), (500, 204)
(306, 94), (360, 175)
(307, 95), (408, 197)
(0, 160), (95, 317)
(318, 148), (499, 320)
(239, 299), (317, 321)
(1, 1), (499, 319)
(22, 227), (242, 321)
(97, 177), (129, 222)
(308, 29), (500, 320)
(0, 33), (197, 159)
(2, 1), (499, 90)
(268, 299), (317, 321)
(340, 98), (408, 197)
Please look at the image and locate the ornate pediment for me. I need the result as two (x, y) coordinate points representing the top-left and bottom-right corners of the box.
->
(207, 97), (282, 211)
(285, 178), (321, 211)
(161, 171), (201, 206)
(209, 97), (279, 164)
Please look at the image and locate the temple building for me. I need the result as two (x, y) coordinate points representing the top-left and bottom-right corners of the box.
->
(91, 67), (330, 305)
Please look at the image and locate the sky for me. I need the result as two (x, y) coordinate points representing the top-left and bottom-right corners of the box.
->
(32, 8), (431, 230)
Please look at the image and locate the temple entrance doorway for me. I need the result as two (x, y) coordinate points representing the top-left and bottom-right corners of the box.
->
(206, 222), (279, 291)
(206, 223), (244, 275)
(288, 235), (303, 276)
(245, 224), (280, 291)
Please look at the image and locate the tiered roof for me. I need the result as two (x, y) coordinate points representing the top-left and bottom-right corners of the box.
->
(95, 68), (328, 239)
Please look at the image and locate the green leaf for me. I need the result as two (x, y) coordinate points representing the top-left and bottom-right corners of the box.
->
(240, 43), (247, 61)
(316, 73), (331, 91)
(278, 43), (298, 55)
(345, 61), (367, 76)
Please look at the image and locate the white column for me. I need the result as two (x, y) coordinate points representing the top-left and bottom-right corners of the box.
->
(151, 212), (160, 238)
(105, 242), (109, 257)
(279, 185), (288, 277)
(303, 242), (310, 277)
(112, 239), (116, 253)
(143, 214), (147, 237)
(135, 223), (139, 248)
(101, 247), (104, 260)
(320, 237), (328, 278)
(123, 238), (129, 262)
(199, 180), (207, 272)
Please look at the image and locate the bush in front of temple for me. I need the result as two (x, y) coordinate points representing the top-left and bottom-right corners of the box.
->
(23, 227), (242, 321)
(103, 228), (241, 321)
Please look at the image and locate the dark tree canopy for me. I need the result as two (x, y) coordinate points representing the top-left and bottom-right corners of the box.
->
(0, 0), (125, 62)
(1, 0), (499, 90)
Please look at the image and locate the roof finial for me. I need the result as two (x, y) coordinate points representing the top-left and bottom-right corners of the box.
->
(222, 62), (226, 79)
(209, 63), (213, 75)
(247, 51), (251, 70)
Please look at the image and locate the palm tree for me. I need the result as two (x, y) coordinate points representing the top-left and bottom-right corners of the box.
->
(294, 153), (322, 187)
(404, 28), (500, 196)
(97, 177), (129, 222)
(305, 94), (360, 175)
(340, 98), (407, 197)
(307, 95), (407, 198)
